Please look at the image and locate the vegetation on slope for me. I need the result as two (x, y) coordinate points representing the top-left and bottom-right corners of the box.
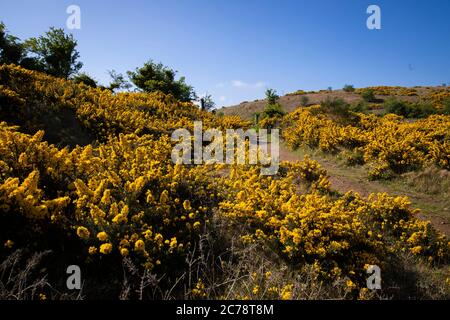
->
(0, 65), (449, 300)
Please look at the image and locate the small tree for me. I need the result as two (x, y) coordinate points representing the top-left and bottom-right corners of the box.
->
(343, 84), (355, 93)
(199, 94), (215, 111)
(25, 27), (82, 78)
(127, 60), (196, 102)
(262, 89), (284, 118)
(263, 103), (285, 118)
(265, 89), (279, 105)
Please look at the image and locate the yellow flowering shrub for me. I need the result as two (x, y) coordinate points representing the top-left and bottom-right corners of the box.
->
(354, 86), (418, 97)
(216, 162), (448, 290)
(425, 88), (450, 109)
(283, 107), (450, 178)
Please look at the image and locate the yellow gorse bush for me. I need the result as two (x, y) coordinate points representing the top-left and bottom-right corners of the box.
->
(283, 107), (450, 178)
(0, 64), (250, 140)
(425, 88), (450, 110)
(354, 86), (418, 97)
(216, 161), (448, 289)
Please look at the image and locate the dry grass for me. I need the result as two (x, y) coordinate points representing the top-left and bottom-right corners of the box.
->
(402, 166), (450, 196)
(1, 214), (448, 300)
(0, 249), (83, 300)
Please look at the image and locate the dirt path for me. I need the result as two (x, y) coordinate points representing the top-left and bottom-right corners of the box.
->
(278, 143), (450, 236)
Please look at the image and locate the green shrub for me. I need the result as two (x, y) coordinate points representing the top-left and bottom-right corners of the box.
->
(300, 95), (309, 106)
(72, 73), (97, 88)
(415, 102), (436, 118)
(343, 84), (355, 93)
(320, 98), (350, 116)
(262, 89), (284, 119)
(263, 103), (285, 118)
(443, 98), (450, 115)
(360, 88), (376, 102)
(384, 98), (436, 118)
(349, 101), (368, 113)
(384, 98), (410, 116)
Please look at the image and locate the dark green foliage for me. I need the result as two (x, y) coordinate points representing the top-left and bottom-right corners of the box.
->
(384, 99), (409, 116)
(343, 84), (355, 93)
(0, 22), (24, 65)
(320, 97), (351, 117)
(265, 89), (279, 105)
(263, 103), (285, 118)
(107, 70), (131, 92)
(300, 95), (309, 106)
(349, 100), (368, 113)
(262, 89), (284, 118)
(1, 22), (82, 79)
(25, 28), (82, 78)
(72, 73), (97, 88)
(199, 94), (215, 111)
(127, 60), (196, 102)
(384, 98), (437, 118)
(360, 88), (376, 102)
(443, 98), (450, 115)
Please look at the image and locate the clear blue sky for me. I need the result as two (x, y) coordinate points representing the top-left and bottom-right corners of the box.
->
(1, 0), (450, 106)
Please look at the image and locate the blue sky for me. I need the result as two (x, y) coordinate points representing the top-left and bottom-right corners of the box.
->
(1, 0), (450, 106)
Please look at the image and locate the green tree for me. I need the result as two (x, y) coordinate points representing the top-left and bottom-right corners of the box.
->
(107, 70), (131, 92)
(72, 72), (97, 88)
(127, 60), (196, 102)
(263, 89), (284, 118)
(343, 84), (355, 93)
(199, 94), (215, 111)
(25, 27), (82, 78)
(0, 22), (25, 64)
(0, 22), (43, 71)
(265, 88), (279, 105)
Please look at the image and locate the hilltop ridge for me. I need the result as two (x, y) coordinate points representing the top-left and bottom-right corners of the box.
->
(219, 85), (449, 120)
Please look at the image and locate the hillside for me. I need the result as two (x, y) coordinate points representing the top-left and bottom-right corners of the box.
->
(0, 65), (449, 300)
(219, 86), (449, 120)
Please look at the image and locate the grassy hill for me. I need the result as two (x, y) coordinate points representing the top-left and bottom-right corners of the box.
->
(219, 86), (450, 120)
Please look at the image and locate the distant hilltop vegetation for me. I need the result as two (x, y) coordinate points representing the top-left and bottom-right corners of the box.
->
(219, 85), (450, 120)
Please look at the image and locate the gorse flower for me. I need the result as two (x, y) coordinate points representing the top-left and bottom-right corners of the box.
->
(134, 239), (145, 252)
(97, 232), (108, 242)
(4, 240), (14, 249)
(77, 226), (90, 239)
(99, 243), (113, 255)
(120, 248), (129, 257)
